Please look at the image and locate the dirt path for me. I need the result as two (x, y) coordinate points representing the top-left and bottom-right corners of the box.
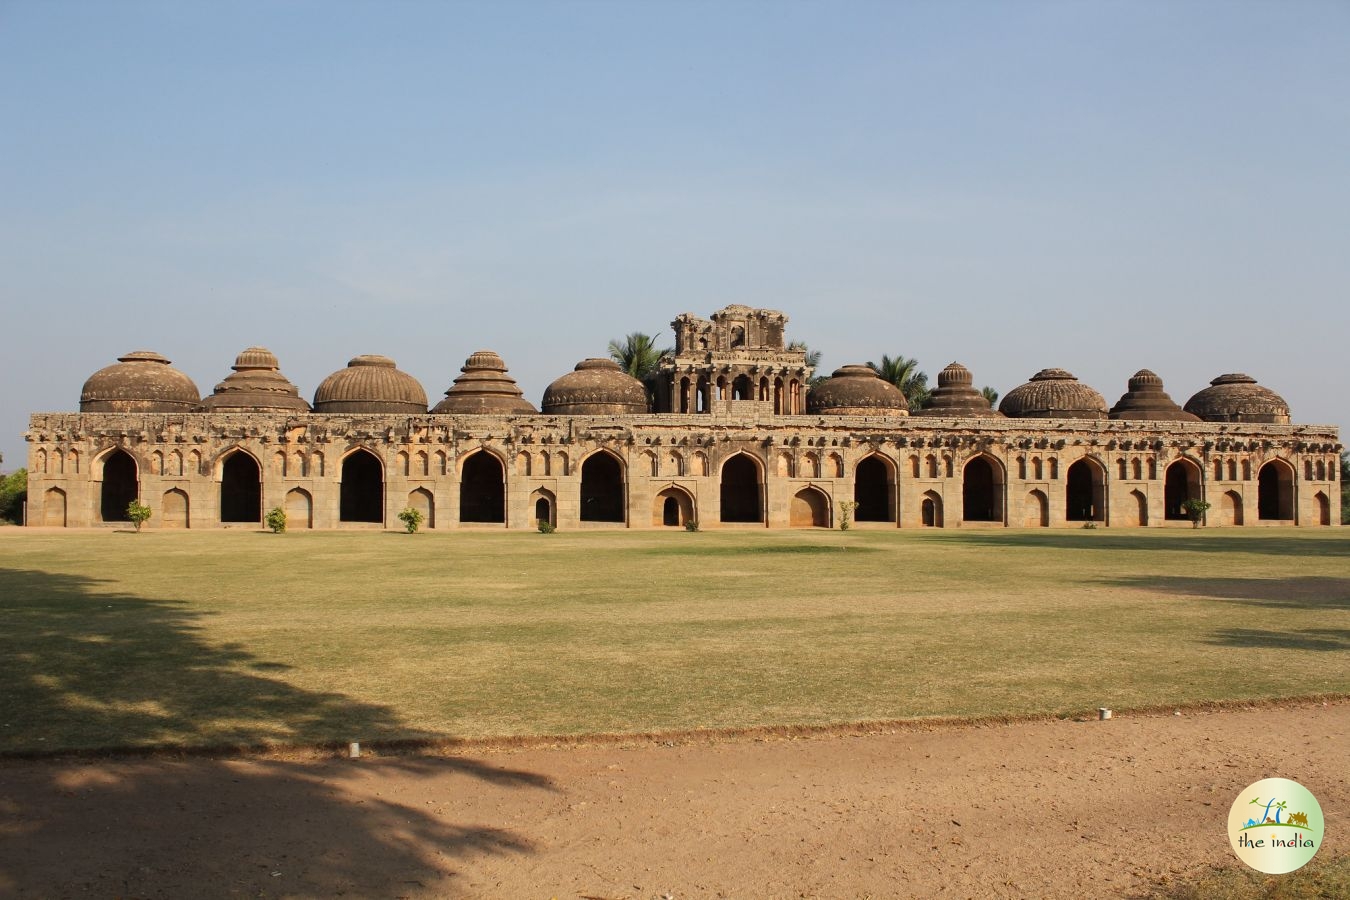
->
(1, 703), (1345, 899)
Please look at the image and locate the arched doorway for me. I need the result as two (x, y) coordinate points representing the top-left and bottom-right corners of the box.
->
(580, 452), (626, 523)
(921, 491), (943, 527)
(1219, 490), (1243, 526)
(531, 488), (555, 528)
(460, 451), (504, 523)
(99, 449), (138, 522)
(1065, 459), (1105, 522)
(220, 451), (261, 523)
(340, 449), (384, 523)
(162, 489), (190, 528)
(791, 487), (830, 527)
(854, 455), (892, 522)
(720, 454), (762, 523)
(1164, 460), (1201, 521)
(285, 488), (313, 529)
(962, 456), (1002, 523)
(1258, 461), (1294, 520)
(44, 487), (67, 527)
(1023, 490), (1048, 527)
(408, 487), (435, 529)
(653, 486), (694, 527)
(1315, 491), (1331, 526)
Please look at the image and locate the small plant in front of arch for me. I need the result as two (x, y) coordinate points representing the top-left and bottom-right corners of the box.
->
(837, 500), (859, 531)
(265, 507), (287, 534)
(1182, 498), (1211, 528)
(684, 519), (700, 532)
(397, 507), (424, 534)
(125, 499), (151, 532)
(537, 519), (556, 534)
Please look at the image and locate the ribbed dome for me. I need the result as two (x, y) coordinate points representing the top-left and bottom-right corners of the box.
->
(1183, 374), (1290, 424)
(79, 351), (201, 413)
(913, 362), (1003, 418)
(1108, 369), (1199, 422)
(999, 368), (1107, 419)
(432, 350), (537, 415)
(541, 358), (648, 415)
(200, 346), (311, 412)
(313, 355), (428, 414)
(806, 365), (909, 416)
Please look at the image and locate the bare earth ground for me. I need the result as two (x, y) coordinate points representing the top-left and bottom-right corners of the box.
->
(2, 702), (1345, 900)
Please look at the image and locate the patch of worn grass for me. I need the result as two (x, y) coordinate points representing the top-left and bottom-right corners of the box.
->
(1, 528), (1347, 753)
(1140, 855), (1350, 899)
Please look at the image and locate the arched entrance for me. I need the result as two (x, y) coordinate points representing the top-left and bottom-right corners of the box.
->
(790, 487), (830, 527)
(1065, 459), (1105, 522)
(44, 487), (67, 527)
(1164, 459), (1201, 521)
(653, 486), (694, 527)
(99, 449), (138, 522)
(340, 449), (384, 523)
(408, 487), (435, 529)
(854, 455), (893, 522)
(1315, 491), (1331, 526)
(531, 488), (556, 528)
(285, 488), (313, 529)
(1219, 490), (1243, 526)
(220, 451), (261, 523)
(921, 491), (943, 527)
(720, 454), (762, 523)
(1258, 461), (1294, 520)
(962, 456), (1003, 523)
(1023, 490), (1048, 527)
(162, 489), (190, 528)
(580, 452), (626, 523)
(460, 451), (504, 523)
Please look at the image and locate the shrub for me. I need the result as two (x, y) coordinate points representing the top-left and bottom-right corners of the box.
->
(126, 499), (151, 532)
(265, 507), (287, 534)
(837, 500), (859, 531)
(1181, 498), (1211, 528)
(0, 468), (26, 524)
(397, 507), (424, 534)
(683, 519), (700, 532)
(537, 519), (556, 534)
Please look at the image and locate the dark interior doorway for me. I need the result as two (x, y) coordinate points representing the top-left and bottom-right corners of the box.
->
(854, 456), (890, 522)
(962, 457), (998, 522)
(340, 450), (384, 523)
(220, 452), (261, 523)
(460, 452), (505, 523)
(720, 454), (762, 522)
(100, 450), (138, 522)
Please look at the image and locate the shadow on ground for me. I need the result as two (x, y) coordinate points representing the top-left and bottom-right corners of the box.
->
(924, 531), (1350, 558)
(0, 567), (555, 895)
(1102, 575), (1350, 611)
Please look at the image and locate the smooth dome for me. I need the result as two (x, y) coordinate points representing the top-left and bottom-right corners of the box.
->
(999, 368), (1107, 419)
(313, 355), (428, 414)
(807, 365), (909, 416)
(200, 346), (310, 412)
(432, 350), (537, 415)
(1183, 374), (1290, 424)
(1108, 369), (1199, 422)
(79, 351), (201, 413)
(914, 362), (1003, 418)
(541, 358), (648, 415)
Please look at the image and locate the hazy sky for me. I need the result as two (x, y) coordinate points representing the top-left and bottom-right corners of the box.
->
(2, 1), (1347, 469)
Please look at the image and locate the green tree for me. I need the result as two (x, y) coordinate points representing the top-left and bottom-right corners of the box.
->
(788, 341), (827, 388)
(981, 386), (999, 406)
(608, 332), (670, 381)
(0, 465), (27, 524)
(866, 355), (931, 410)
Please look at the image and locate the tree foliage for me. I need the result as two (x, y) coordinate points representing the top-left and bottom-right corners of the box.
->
(981, 386), (999, 406)
(0, 466), (27, 524)
(608, 332), (670, 381)
(866, 355), (932, 410)
(788, 341), (827, 388)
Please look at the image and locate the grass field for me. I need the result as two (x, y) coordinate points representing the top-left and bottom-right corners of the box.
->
(1, 527), (1346, 754)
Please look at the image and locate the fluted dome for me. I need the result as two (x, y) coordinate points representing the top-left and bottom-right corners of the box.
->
(313, 355), (427, 414)
(541, 358), (648, 415)
(1108, 369), (1199, 422)
(200, 346), (310, 412)
(913, 362), (1003, 418)
(432, 350), (537, 414)
(999, 368), (1107, 419)
(1183, 374), (1290, 424)
(79, 351), (201, 413)
(806, 365), (909, 416)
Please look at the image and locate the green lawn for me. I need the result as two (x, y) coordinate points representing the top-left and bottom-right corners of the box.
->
(1, 527), (1346, 754)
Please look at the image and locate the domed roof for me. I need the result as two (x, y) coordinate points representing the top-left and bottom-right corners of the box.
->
(913, 362), (1003, 418)
(79, 350), (201, 413)
(313, 355), (428, 414)
(1108, 369), (1199, 422)
(999, 368), (1107, 419)
(1183, 374), (1290, 424)
(806, 365), (909, 416)
(541, 358), (648, 415)
(200, 346), (310, 412)
(432, 350), (537, 415)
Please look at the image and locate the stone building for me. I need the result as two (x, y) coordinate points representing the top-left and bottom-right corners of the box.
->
(25, 307), (1341, 530)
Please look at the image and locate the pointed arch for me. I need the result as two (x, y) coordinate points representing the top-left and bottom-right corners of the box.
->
(44, 487), (67, 527)
(340, 447), (385, 524)
(1164, 458), (1202, 520)
(97, 448), (139, 522)
(460, 449), (505, 524)
(653, 484), (695, 527)
(921, 491), (944, 527)
(854, 453), (895, 522)
(1065, 458), (1106, 522)
(531, 487), (556, 528)
(1023, 489), (1048, 527)
(162, 488), (190, 528)
(408, 487), (435, 529)
(285, 487), (313, 529)
(516, 452), (531, 476)
(580, 449), (626, 523)
(1314, 491), (1331, 526)
(1258, 459), (1294, 520)
(720, 452), (763, 523)
(1219, 490), (1243, 526)
(220, 449), (262, 523)
(962, 454), (1005, 523)
(791, 486), (831, 528)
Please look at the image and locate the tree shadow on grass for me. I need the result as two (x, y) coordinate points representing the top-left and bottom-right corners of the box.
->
(924, 531), (1350, 558)
(1103, 575), (1350, 611)
(0, 567), (556, 896)
(1204, 628), (1350, 652)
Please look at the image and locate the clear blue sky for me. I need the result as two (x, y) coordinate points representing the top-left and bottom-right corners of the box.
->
(2, 1), (1347, 469)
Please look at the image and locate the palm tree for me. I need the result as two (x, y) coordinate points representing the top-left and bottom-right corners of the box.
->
(981, 386), (999, 406)
(788, 341), (827, 389)
(867, 354), (931, 410)
(608, 332), (670, 381)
